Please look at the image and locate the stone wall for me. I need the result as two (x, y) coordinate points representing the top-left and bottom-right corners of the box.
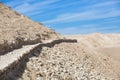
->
(0, 39), (77, 80)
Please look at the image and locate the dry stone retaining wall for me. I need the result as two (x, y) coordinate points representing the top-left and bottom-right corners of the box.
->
(0, 39), (77, 80)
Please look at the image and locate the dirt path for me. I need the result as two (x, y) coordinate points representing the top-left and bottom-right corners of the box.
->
(0, 43), (40, 71)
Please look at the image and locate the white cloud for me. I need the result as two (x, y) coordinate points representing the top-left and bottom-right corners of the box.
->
(26, 11), (43, 16)
(15, 0), (59, 12)
(42, 0), (120, 24)
(93, 1), (120, 7)
(7, 0), (60, 15)
(43, 8), (120, 24)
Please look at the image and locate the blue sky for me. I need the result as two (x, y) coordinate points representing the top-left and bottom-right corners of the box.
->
(1, 0), (120, 35)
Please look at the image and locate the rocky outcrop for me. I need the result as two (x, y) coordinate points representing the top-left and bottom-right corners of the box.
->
(0, 3), (61, 55)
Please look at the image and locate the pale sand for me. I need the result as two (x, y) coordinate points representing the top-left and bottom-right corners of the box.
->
(99, 46), (120, 62)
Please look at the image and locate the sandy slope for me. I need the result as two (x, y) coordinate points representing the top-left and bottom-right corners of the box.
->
(0, 3), (60, 55)
(17, 33), (120, 80)
(67, 33), (120, 62)
(98, 46), (120, 62)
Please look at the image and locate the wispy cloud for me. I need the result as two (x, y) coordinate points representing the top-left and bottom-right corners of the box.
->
(43, 1), (120, 24)
(43, 9), (120, 24)
(26, 10), (43, 16)
(15, 0), (59, 13)
(93, 1), (120, 7)
(5, 0), (60, 16)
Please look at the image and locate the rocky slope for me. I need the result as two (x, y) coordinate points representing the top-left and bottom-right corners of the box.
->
(0, 39), (77, 80)
(0, 3), (61, 55)
(18, 33), (120, 80)
(0, 33), (119, 80)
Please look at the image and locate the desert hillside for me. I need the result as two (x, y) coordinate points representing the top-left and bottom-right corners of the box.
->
(0, 3), (61, 55)
(0, 3), (120, 80)
(18, 33), (120, 80)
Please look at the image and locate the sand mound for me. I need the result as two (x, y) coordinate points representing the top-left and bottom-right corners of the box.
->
(0, 3), (61, 55)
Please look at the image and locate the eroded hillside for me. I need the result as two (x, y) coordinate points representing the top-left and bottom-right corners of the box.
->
(0, 3), (61, 55)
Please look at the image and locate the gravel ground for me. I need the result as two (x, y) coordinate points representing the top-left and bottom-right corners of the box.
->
(20, 42), (120, 80)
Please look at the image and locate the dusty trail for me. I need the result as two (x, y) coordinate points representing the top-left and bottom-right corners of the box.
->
(0, 43), (39, 71)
